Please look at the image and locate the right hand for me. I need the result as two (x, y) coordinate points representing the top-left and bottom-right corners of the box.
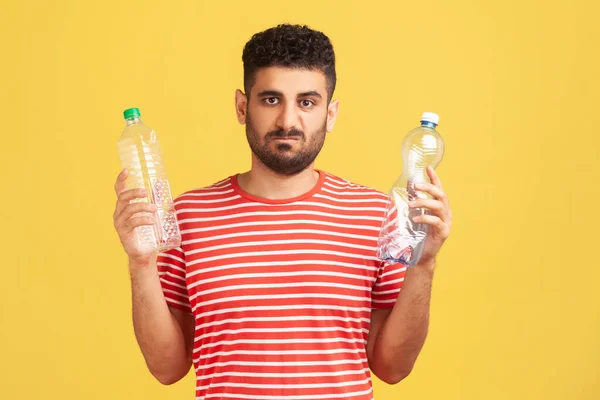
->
(113, 169), (158, 265)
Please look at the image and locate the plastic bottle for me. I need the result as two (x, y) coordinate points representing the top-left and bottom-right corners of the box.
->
(377, 112), (444, 267)
(117, 108), (181, 252)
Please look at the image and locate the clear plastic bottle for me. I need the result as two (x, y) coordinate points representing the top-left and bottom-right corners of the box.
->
(117, 108), (181, 252)
(377, 112), (444, 267)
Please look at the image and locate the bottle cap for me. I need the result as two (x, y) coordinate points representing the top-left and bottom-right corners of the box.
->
(420, 112), (439, 125)
(124, 108), (141, 120)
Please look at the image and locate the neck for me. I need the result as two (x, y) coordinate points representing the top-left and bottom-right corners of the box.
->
(237, 156), (320, 200)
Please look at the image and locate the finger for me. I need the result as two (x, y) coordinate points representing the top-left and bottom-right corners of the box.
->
(414, 181), (447, 204)
(114, 188), (149, 218)
(409, 198), (446, 218)
(118, 188), (148, 204)
(123, 215), (156, 233)
(411, 214), (447, 231)
(427, 165), (443, 189)
(114, 169), (129, 196)
(115, 202), (157, 228)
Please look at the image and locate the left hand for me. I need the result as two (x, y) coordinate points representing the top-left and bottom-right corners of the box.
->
(408, 165), (452, 268)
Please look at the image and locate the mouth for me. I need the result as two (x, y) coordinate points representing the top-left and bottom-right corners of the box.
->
(272, 136), (300, 142)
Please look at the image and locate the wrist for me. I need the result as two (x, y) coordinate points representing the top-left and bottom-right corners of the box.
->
(416, 257), (436, 275)
(128, 253), (157, 276)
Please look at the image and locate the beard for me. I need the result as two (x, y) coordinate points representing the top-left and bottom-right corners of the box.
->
(245, 112), (327, 176)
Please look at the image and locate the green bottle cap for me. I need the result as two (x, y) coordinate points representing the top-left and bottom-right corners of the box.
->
(123, 108), (141, 120)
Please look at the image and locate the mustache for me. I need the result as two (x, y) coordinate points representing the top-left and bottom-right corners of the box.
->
(266, 128), (305, 140)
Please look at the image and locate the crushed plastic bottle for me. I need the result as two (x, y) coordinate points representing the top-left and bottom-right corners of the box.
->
(377, 112), (444, 267)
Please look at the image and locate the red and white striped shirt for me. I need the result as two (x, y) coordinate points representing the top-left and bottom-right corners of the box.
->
(157, 170), (406, 400)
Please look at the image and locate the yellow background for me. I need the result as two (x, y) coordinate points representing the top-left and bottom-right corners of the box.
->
(1, 0), (598, 399)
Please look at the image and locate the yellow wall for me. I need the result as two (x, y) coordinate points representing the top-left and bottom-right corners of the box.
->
(1, 0), (598, 399)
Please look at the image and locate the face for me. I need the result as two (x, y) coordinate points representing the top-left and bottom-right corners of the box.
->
(235, 67), (339, 176)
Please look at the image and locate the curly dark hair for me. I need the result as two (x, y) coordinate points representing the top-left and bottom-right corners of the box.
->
(242, 24), (336, 101)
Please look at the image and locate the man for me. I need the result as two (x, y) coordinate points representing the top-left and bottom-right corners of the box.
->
(113, 24), (452, 399)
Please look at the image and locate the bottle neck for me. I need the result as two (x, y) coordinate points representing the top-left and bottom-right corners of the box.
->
(125, 117), (141, 126)
(420, 121), (437, 129)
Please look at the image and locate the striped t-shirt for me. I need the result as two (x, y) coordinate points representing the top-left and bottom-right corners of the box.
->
(157, 170), (406, 400)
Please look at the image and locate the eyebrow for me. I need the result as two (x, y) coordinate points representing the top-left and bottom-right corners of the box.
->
(257, 90), (322, 99)
(298, 91), (322, 99)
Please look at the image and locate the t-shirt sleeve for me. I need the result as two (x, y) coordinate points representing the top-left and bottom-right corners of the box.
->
(371, 191), (408, 308)
(371, 261), (407, 309)
(157, 246), (192, 314)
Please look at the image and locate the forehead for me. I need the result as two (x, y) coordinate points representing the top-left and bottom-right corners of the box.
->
(252, 66), (327, 96)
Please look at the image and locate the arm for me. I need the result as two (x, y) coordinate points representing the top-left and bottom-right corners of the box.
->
(367, 260), (435, 384)
(130, 257), (195, 385)
(368, 166), (451, 384)
(113, 169), (195, 385)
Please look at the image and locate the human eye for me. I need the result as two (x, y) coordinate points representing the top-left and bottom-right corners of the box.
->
(263, 97), (279, 105)
(300, 99), (315, 108)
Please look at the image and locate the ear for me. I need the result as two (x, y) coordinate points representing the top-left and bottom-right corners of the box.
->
(326, 99), (340, 133)
(235, 89), (248, 125)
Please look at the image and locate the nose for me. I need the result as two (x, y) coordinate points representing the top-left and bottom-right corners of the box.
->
(276, 102), (300, 132)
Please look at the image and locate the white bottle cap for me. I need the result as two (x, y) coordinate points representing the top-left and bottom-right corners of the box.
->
(421, 112), (439, 125)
